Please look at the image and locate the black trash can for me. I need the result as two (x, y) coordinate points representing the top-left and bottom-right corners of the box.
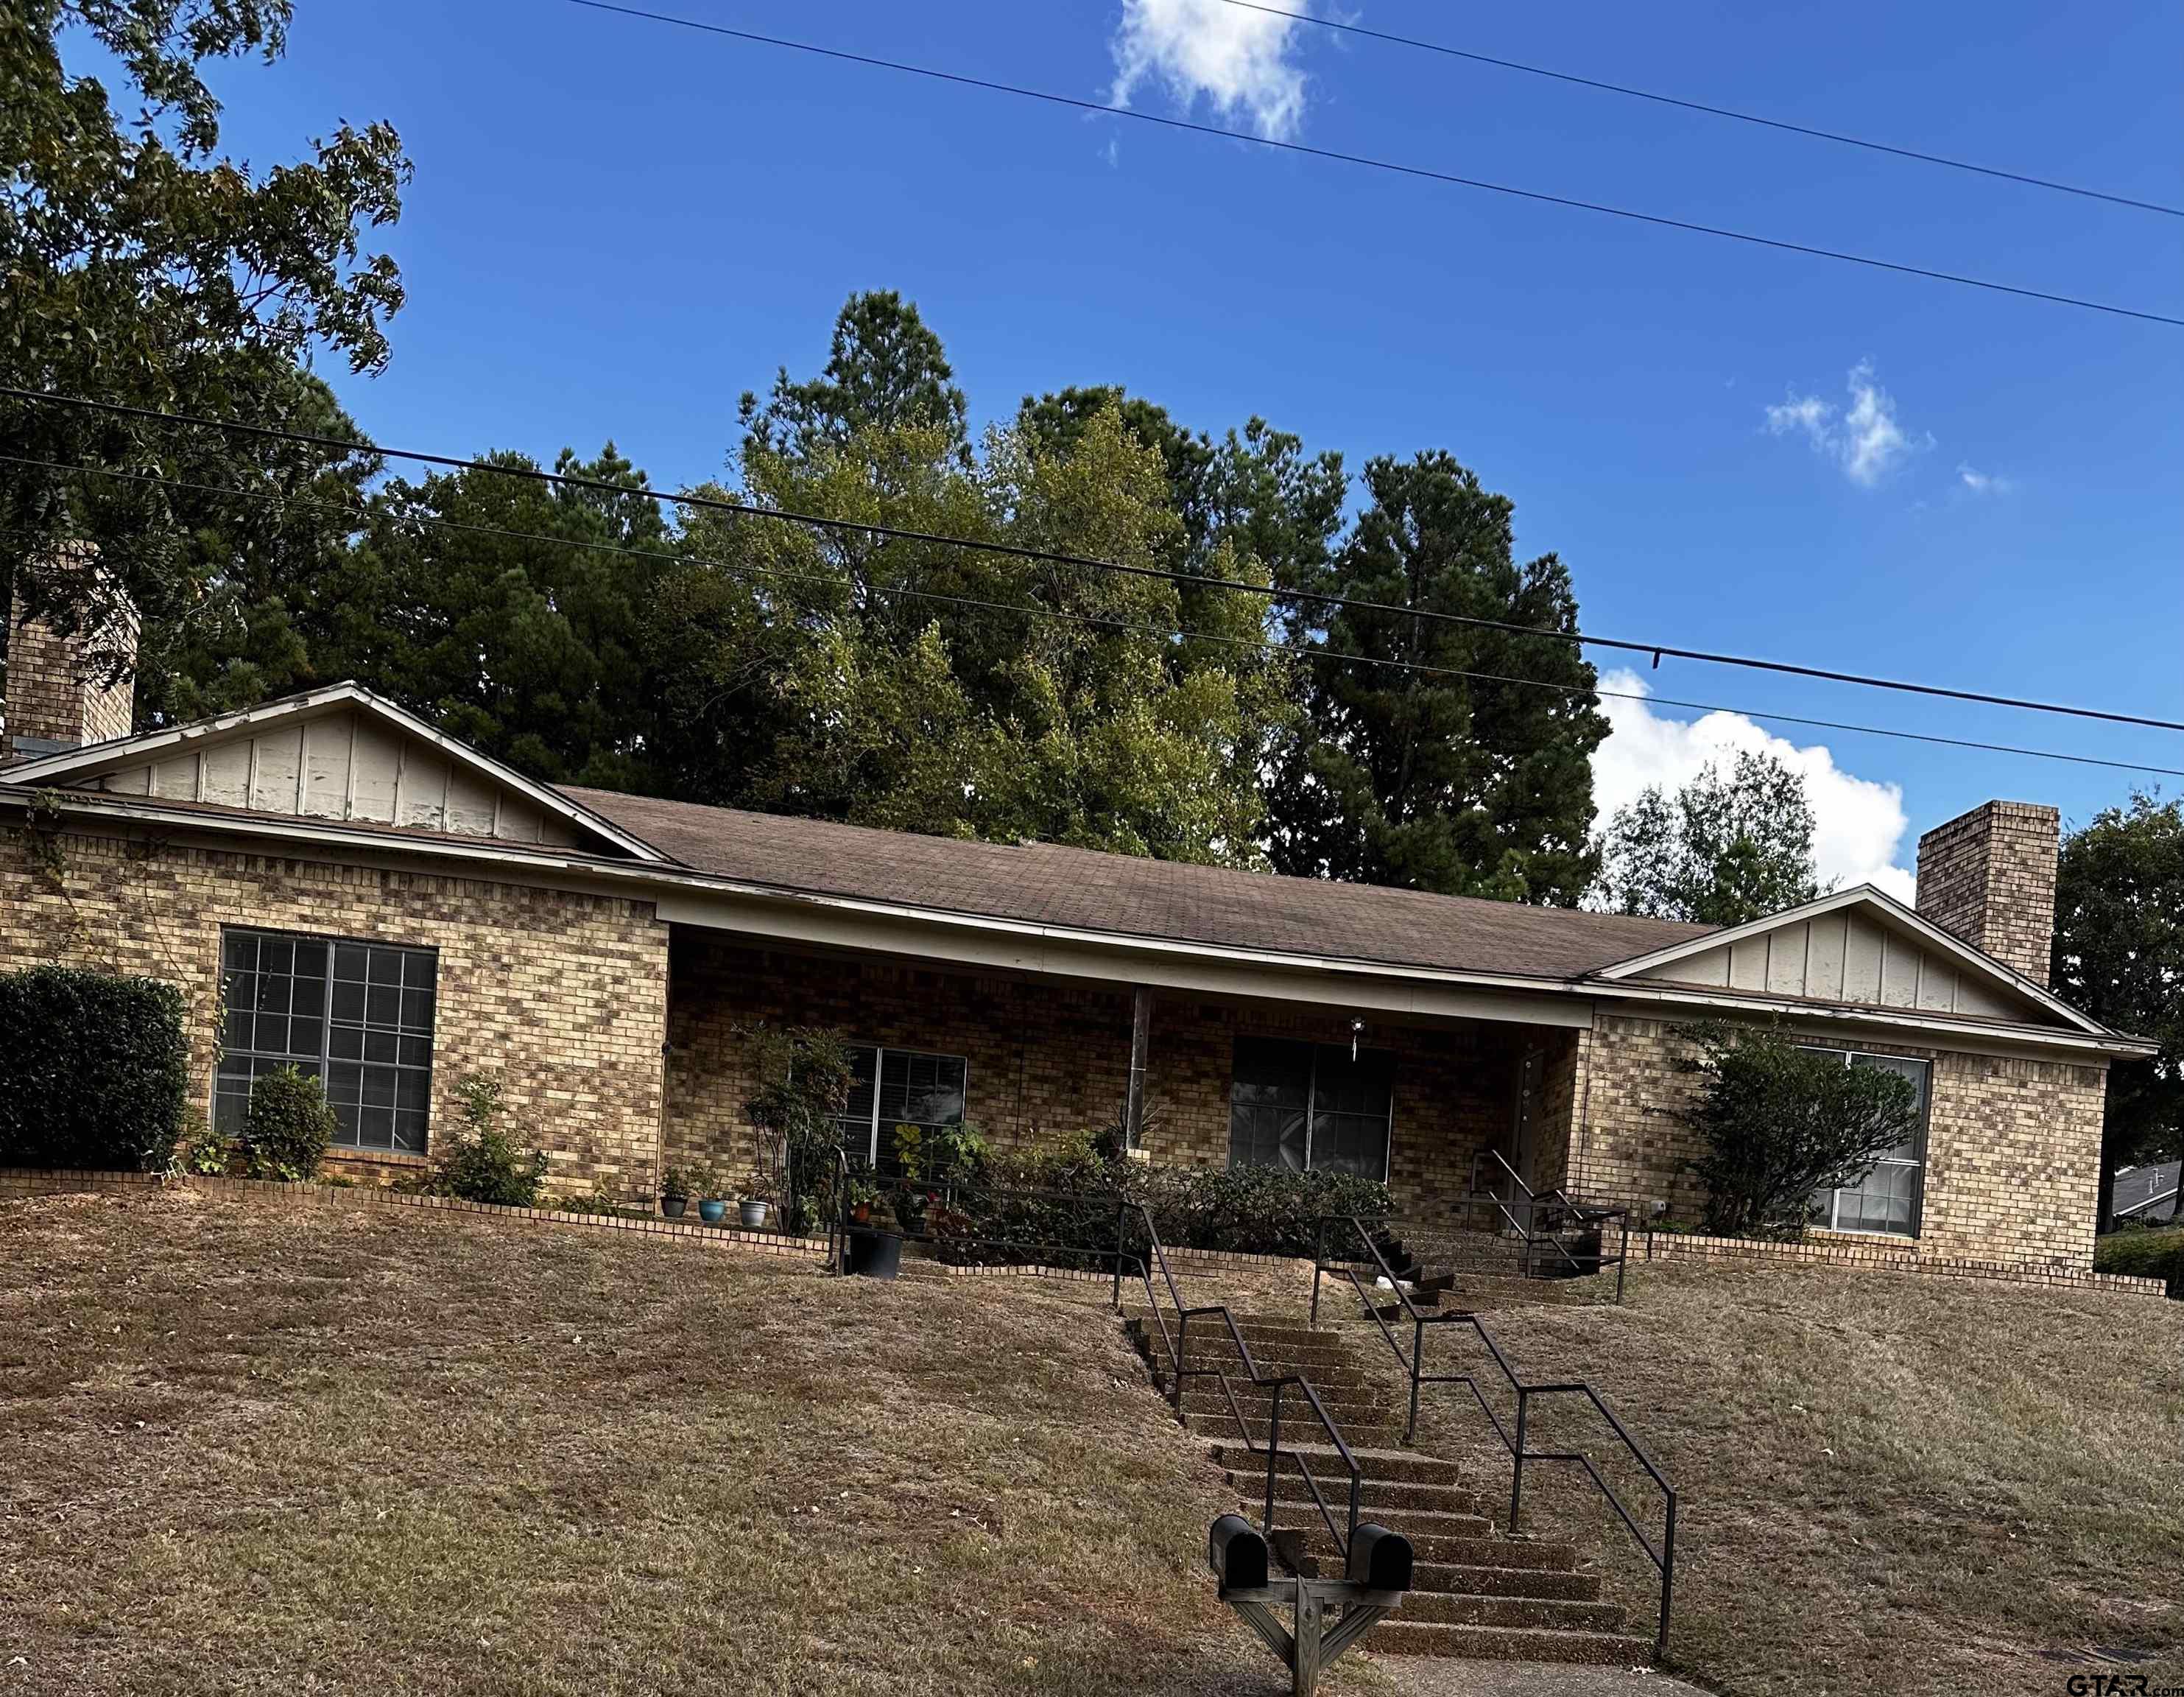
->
(846, 1227), (903, 1280)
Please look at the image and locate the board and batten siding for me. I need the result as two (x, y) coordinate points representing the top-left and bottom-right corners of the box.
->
(82, 707), (583, 848)
(1635, 907), (2026, 1020)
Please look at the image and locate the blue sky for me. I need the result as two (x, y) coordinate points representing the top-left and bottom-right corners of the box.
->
(191, 0), (2182, 887)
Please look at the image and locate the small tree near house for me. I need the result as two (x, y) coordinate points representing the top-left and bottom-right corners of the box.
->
(740, 1025), (855, 1235)
(1670, 1022), (1922, 1239)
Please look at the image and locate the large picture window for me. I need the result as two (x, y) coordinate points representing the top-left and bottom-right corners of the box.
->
(835, 1044), (968, 1172)
(1805, 1049), (1930, 1236)
(1227, 1037), (1395, 1182)
(215, 928), (437, 1155)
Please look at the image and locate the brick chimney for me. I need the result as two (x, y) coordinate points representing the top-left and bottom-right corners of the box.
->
(1914, 800), (2060, 984)
(3, 569), (138, 763)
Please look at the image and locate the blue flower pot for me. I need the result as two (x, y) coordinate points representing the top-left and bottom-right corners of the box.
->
(697, 1198), (728, 1224)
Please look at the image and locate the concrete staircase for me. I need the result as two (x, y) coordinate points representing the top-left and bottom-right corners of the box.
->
(1128, 1307), (1655, 1665)
(1353, 1221), (1619, 1313)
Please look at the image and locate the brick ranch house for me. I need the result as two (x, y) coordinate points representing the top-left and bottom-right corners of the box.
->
(0, 604), (2156, 1275)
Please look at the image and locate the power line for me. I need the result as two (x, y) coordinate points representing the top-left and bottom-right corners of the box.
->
(555, 0), (2184, 328)
(1215, 0), (2184, 219)
(7, 382), (2183, 736)
(10, 446), (2184, 784)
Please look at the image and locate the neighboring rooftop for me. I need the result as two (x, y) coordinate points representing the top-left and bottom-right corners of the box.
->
(559, 786), (1713, 981)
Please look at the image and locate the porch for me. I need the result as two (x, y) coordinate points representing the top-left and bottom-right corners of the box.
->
(658, 927), (1591, 1231)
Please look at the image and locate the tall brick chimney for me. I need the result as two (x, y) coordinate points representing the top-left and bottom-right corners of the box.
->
(1914, 800), (2060, 984)
(2, 569), (138, 763)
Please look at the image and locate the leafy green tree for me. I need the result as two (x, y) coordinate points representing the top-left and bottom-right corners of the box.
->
(741, 289), (969, 465)
(649, 298), (1289, 862)
(1672, 1022), (1922, 1238)
(2053, 792), (2184, 1224)
(1, 0), (409, 671)
(1596, 749), (1825, 924)
(313, 443), (674, 787)
(1266, 451), (1606, 902)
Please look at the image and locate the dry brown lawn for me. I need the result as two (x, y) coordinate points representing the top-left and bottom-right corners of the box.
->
(1297, 1258), (2184, 1696)
(0, 1190), (1399, 1697)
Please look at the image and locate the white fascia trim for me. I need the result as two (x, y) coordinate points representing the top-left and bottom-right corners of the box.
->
(1592, 882), (2110, 1040)
(1586, 976), (2155, 1059)
(1, 683), (669, 864)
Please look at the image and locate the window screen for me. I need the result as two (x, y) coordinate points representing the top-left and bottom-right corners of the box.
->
(1227, 1038), (1395, 1182)
(216, 928), (437, 1154)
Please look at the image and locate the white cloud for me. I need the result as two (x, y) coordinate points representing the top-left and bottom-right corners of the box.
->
(1592, 669), (1915, 902)
(1956, 463), (2013, 495)
(1764, 359), (1925, 487)
(1109, 0), (1312, 141)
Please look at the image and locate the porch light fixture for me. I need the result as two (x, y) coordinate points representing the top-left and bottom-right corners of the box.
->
(1350, 1017), (1365, 1062)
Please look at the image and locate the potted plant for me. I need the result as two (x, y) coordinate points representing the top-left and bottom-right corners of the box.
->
(695, 1168), (728, 1225)
(841, 1173), (901, 1279)
(659, 1164), (695, 1219)
(739, 1192), (770, 1230)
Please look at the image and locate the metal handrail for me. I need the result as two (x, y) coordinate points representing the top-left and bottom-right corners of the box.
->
(1469, 1148), (1632, 1299)
(1311, 1212), (1678, 1659)
(1128, 1201), (1364, 1564)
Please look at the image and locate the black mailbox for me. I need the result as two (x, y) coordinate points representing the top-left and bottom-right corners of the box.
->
(1208, 1514), (1270, 1592)
(1345, 1522), (1414, 1593)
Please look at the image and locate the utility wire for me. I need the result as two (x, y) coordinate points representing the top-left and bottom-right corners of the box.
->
(1215, 0), (2184, 219)
(555, 0), (2184, 328)
(10, 446), (2184, 784)
(8, 382), (2183, 736)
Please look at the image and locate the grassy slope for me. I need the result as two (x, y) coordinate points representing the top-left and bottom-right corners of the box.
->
(0, 1191), (1381, 1697)
(1367, 1259), (2184, 1696)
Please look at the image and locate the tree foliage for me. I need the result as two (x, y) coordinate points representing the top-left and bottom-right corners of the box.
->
(1, 0), (409, 669)
(2054, 792), (2183, 1179)
(1670, 1022), (1922, 1239)
(1266, 451), (1606, 902)
(1596, 748), (1825, 924)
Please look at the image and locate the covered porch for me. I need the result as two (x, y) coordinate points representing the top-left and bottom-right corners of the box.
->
(657, 924), (1591, 1229)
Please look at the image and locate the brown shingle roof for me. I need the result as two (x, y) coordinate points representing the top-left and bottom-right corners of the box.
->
(559, 787), (1714, 981)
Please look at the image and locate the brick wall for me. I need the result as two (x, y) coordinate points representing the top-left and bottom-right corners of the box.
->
(4, 582), (135, 758)
(0, 823), (670, 1198)
(1568, 1011), (2111, 1271)
(1914, 800), (2060, 984)
(663, 935), (1523, 1224)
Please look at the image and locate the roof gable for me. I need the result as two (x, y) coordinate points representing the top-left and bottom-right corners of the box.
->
(1593, 885), (2105, 1036)
(1, 684), (664, 861)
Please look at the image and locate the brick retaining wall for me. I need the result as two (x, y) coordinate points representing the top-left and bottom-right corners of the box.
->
(1638, 1224), (2166, 1298)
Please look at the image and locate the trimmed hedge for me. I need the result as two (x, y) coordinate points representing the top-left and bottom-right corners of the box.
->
(2095, 1225), (2184, 1298)
(913, 1139), (1395, 1269)
(0, 965), (189, 1171)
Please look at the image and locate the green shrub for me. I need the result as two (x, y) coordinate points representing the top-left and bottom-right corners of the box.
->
(2095, 1225), (2184, 1298)
(1669, 1022), (1922, 1239)
(239, 1067), (336, 1181)
(429, 1077), (548, 1206)
(0, 965), (188, 1171)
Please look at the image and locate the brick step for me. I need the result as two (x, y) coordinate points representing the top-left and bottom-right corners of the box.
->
(1362, 1620), (1653, 1664)
(1208, 1442), (1465, 1487)
(1261, 1498), (1493, 1539)
(1275, 1524), (1578, 1571)
(1411, 1561), (1605, 1603)
(1394, 1590), (1626, 1632)
(1216, 1469), (1490, 1517)
(1177, 1382), (1393, 1422)
(1146, 1336), (1367, 1377)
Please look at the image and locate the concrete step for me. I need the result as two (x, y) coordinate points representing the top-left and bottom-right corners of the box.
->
(1275, 1524), (1579, 1571)
(1217, 1469), (1491, 1518)
(1183, 1410), (1407, 1448)
(1160, 1352), (1377, 1389)
(1363, 1620), (1654, 1663)
(1263, 1499), (1493, 1539)
(1209, 1441), (1465, 1488)
(1395, 1590), (1627, 1633)
(1411, 1561), (1605, 1603)
(1177, 1382), (1392, 1422)
(1122, 1309), (1334, 1349)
